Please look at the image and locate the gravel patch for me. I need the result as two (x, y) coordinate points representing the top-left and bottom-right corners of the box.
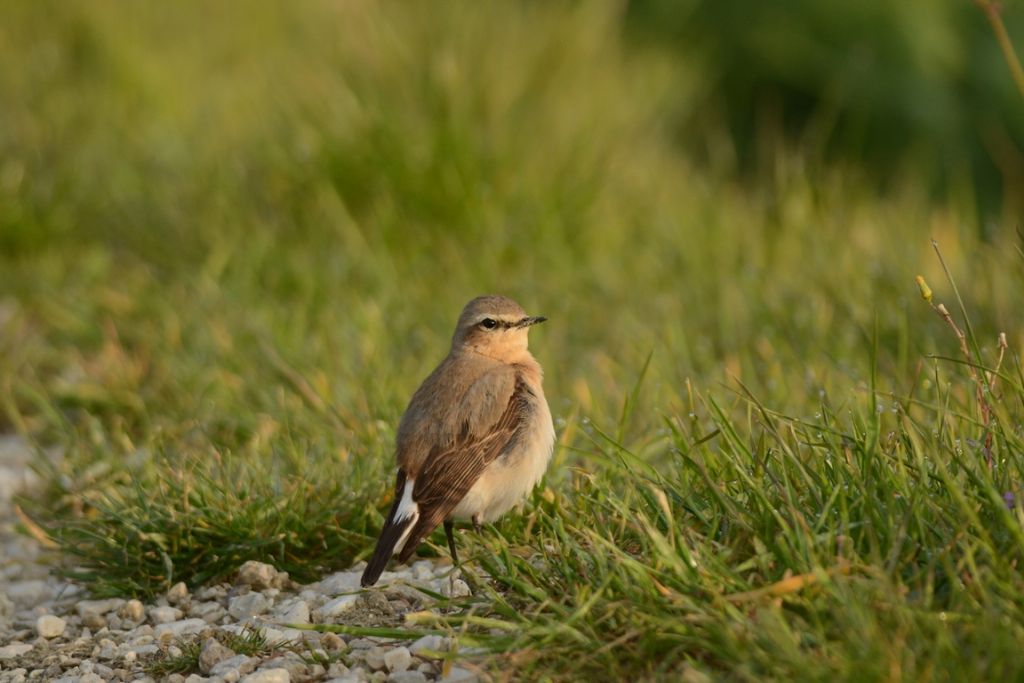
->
(0, 436), (483, 682)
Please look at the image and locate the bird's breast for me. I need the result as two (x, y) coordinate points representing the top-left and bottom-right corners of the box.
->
(450, 383), (555, 523)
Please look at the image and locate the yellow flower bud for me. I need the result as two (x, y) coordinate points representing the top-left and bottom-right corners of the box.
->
(915, 275), (933, 303)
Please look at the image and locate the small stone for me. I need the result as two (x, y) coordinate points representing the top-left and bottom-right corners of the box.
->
(76, 598), (125, 620)
(190, 601), (227, 623)
(0, 642), (33, 659)
(228, 592), (270, 620)
(35, 615), (66, 638)
(211, 655), (258, 678)
(314, 571), (361, 595)
(82, 613), (107, 629)
(167, 582), (190, 605)
(196, 585), (228, 601)
(150, 605), (184, 624)
(185, 675), (205, 683)
(199, 637), (237, 674)
(321, 632), (346, 652)
(320, 594), (359, 618)
(442, 579), (471, 599)
(120, 599), (145, 622)
(237, 561), (287, 590)
(383, 647), (411, 673)
(5, 580), (51, 608)
(348, 638), (376, 650)
(411, 561), (434, 581)
(155, 618), (208, 640)
(240, 668), (291, 683)
(130, 624), (155, 638)
(260, 651), (310, 679)
(94, 663), (116, 679)
(96, 638), (119, 660)
(270, 598), (309, 624)
(59, 652), (81, 666)
(78, 674), (104, 683)
(126, 644), (159, 658)
(389, 672), (428, 683)
(326, 661), (350, 677)
(363, 646), (388, 671)
(409, 635), (446, 657)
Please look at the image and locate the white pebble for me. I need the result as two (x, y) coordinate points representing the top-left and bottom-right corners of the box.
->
(76, 598), (125, 619)
(271, 597), (309, 624)
(443, 579), (471, 599)
(240, 668), (291, 683)
(210, 654), (258, 678)
(314, 571), (361, 595)
(320, 594), (359, 617)
(149, 605), (184, 624)
(0, 642), (33, 659)
(120, 599), (145, 621)
(389, 671), (428, 683)
(409, 635), (447, 657)
(35, 614), (66, 638)
(237, 561), (286, 589)
(411, 561), (434, 581)
(167, 582), (190, 604)
(363, 646), (388, 670)
(383, 647), (412, 673)
(228, 592), (270, 619)
(154, 618), (208, 640)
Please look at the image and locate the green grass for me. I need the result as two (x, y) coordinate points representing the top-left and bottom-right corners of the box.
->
(144, 624), (286, 678)
(2, 1), (1024, 681)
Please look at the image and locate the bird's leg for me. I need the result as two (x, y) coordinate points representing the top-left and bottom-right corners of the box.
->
(472, 515), (482, 534)
(443, 520), (471, 597)
(443, 520), (459, 567)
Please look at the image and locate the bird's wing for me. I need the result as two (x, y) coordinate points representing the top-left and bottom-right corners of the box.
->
(396, 369), (534, 562)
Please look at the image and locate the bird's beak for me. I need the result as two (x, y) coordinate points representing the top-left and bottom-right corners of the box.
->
(517, 315), (547, 328)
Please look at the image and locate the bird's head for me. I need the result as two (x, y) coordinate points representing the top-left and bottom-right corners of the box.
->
(452, 295), (546, 361)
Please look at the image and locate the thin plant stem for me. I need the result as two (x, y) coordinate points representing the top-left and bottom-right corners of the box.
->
(974, 0), (1024, 102)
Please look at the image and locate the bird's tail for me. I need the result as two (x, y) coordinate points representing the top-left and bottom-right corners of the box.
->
(361, 471), (419, 587)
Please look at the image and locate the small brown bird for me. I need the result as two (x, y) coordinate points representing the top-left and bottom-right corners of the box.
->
(360, 295), (555, 587)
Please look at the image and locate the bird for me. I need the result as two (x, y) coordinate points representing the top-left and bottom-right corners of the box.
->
(360, 295), (555, 587)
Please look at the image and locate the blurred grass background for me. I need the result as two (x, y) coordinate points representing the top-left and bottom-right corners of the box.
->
(1, 0), (1024, 680)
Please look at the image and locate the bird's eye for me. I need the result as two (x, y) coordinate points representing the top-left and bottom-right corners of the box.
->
(480, 318), (497, 329)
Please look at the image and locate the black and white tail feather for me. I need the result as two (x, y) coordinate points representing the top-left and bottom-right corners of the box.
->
(360, 470), (419, 587)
